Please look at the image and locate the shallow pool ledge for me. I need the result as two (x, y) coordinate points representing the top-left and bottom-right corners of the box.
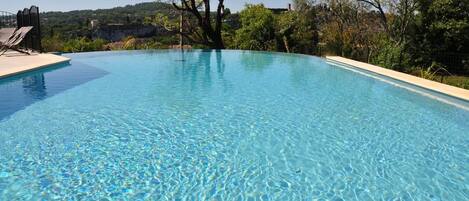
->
(326, 56), (469, 102)
(0, 53), (71, 79)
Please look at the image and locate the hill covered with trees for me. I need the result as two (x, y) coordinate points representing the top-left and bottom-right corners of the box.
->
(41, 2), (174, 39)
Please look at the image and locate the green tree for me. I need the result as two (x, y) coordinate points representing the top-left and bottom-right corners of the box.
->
(321, 0), (378, 60)
(234, 4), (276, 51)
(171, 0), (227, 49)
(351, 0), (417, 70)
(276, 1), (319, 54)
(409, 0), (469, 74)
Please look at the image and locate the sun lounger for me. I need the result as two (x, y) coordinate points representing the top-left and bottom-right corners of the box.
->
(0, 26), (34, 56)
(0, 28), (18, 45)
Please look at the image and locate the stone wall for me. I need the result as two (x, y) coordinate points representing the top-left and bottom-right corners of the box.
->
(92, 24), (170, 42)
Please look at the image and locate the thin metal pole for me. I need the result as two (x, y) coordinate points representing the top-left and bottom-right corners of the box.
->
(179, 0), (184, 50)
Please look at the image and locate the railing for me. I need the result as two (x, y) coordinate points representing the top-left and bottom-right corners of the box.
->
(0, 11), (16, 28)
(431, 52), (469, 75)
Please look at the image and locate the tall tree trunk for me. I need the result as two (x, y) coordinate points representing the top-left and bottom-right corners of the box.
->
(179, 0), (184, 49)
(173, 0), (225, 49)
(283, 36), (291, 53)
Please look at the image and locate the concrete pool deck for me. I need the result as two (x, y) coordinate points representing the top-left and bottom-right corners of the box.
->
(326, 56), (469, 102)
(0, 52), (70, 79)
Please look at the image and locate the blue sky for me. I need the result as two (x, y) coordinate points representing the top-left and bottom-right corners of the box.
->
(4, 0), (293, 13)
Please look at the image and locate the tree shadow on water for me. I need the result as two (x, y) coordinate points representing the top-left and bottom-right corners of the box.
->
(239, 51), (275, 72)
(150, 49), (232, 119)
(177, 49), (230, 91)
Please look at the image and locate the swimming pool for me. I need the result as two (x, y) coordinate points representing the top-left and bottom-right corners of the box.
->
(0, 50), (468, 200)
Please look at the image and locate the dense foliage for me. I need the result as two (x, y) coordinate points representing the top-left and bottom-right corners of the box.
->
(41, 2), (173, 39)
(409, 0), (469, 74)
(40, 2), (177, 52)
(234, 5), (276, 50)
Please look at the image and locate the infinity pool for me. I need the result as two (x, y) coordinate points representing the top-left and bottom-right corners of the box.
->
(0, 50), (468, 200)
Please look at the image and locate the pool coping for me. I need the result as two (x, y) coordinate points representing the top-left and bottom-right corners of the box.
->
(326, 56), (469, 102)
(0, 53), (71, 79)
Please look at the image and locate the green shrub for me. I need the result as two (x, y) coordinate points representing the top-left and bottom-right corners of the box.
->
(370, 36), (411, 71)
(234, 4), (276, 51)
(63, 37), (107, 52)
(41, 35), (65, 52)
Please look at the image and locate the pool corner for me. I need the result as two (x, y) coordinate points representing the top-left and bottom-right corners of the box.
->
(0, 52), (71, 79)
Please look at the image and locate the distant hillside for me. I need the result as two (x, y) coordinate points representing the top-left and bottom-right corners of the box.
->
(41, 2), (174, 38)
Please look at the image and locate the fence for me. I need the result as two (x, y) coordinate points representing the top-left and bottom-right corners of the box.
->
(431, 52), (469, 75)
(17, 6), (42, 52)
(319, 43), (469, 75)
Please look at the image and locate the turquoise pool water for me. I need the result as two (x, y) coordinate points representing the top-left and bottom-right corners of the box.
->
(0, 50), (468, 200)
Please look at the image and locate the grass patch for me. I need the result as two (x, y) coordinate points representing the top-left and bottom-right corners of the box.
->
(436, 75), (469, 89)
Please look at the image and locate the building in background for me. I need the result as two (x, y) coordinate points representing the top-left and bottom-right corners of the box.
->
(90, 19), (99, 29)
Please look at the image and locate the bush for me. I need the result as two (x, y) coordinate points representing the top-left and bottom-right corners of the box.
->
(234, 4), (276, 51)
(63, 37), (107, 52)
(41, 35), (65, 52)
(370, 36), (411, 71)
(276, 7), (318, 54)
